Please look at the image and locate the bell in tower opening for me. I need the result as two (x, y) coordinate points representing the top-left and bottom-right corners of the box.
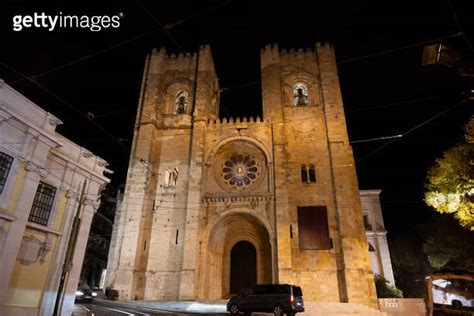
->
(175, 90), (189, 114)
(293, 83), (309, 106)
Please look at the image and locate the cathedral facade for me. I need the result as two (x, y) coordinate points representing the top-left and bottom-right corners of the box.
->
(106, 43), (378, 306)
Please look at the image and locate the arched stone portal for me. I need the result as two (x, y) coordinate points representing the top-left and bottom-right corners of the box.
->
(198, 212), (273, 300)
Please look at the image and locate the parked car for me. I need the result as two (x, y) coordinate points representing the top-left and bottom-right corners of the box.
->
(75, 281), (97, 302)
(227, 284), (304, 316)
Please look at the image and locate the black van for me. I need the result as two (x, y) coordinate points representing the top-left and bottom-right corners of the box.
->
(226, 284), (304, 316)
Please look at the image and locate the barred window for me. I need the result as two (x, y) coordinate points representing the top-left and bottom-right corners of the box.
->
(29, 182), (56, 226)
(0, 152), (13, 194)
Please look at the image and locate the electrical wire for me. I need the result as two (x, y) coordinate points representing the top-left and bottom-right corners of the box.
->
(220, 80), (261, 92)
(336, 32), (463, 64)
(6, 0), (233, 85)
(350, 134), (403, 144)
(1, 62), (131, 155)
(135, 0), (184, 51)
(215, 33), (463, 94)
(447, 0), (473, 52)
(162, 0), (233, 30)
(347, 96), (438, 113)
(357, 98), (469, 162)
(7, 31), (153, 85)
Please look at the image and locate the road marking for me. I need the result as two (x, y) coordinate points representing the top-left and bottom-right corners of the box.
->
(103, 307), (135, 315)
(81, 305), (94, 316)
(139, 307), (176, 314)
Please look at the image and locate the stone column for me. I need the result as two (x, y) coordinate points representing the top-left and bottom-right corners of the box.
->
(377, 231), (395, 285)
(60, 197), (99, 316)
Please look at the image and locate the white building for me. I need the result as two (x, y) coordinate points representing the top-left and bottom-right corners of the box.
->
(360, 190), (396, 285)
(0, 80), (111, 315)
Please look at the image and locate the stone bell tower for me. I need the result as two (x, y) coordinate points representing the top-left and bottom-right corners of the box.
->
(260, 43), (377, 305)
(107, 45), (219, 300)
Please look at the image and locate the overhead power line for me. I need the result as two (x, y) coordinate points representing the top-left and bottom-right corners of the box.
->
(336, 32), (462, 64)
(162, 0), (233, 30)
(216, 33), (462, 92)
(1, 62), (131, 155)
(348, 96), (438, 113)
(447, 0), (473, 52)
(7, 1), (233, 85)
(357, 98), (470, 162)
(135, 0), (184, 51)
(8, 31), (153, 85)
(350, 134), (403, 144)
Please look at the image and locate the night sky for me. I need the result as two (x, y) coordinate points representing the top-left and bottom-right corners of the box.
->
(3, 0), (473, 238)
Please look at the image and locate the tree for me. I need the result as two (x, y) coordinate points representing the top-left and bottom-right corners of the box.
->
(390, 237), (432, 298)
(424, 116), (474, 230)
(418, 214), (474, 271)
(374, 274), (403, 298)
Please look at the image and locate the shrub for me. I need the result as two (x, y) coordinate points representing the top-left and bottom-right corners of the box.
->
(374, 274), (403, 298)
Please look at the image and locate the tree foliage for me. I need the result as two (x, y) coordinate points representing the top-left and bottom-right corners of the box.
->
(389, 237), (432, 298)
(418, 214), (474, 271)
(425, 116), (474, 230)
(374, 274), (403, 298)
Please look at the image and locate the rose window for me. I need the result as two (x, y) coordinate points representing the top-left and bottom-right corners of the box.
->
(221, 154), (259, 188)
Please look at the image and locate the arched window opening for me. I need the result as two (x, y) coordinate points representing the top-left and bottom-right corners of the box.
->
(308, 164), (316, 182)
(301, 164), (308, 182)
(293, 83), (309, 106)
(175, 90), (189, 114)
(301, 163), (316, 183)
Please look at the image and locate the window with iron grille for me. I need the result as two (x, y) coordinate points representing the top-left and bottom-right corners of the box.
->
(28, 182), (56, 226)
(0, 152), (13, 194)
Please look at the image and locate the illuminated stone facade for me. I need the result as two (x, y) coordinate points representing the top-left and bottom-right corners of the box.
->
(107, 44), (380, 308)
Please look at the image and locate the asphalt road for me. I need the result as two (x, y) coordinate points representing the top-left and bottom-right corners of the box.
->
(76, 299), (230, 316)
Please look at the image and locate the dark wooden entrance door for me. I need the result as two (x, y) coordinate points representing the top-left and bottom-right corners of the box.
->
(230, 241), (257, 294)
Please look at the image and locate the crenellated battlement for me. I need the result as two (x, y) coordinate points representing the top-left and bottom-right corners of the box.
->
(166, 52), (196, 61)
(315, 41), (334, 50)
(280, 47), (315, 64)
(260, 43), (280, 68)
(261, 42), (335, 68)
(207, 116), (263, 128)
(197, 44), (217, 75)
(149, 47), (197, 72)
(148, 45), (217, 74)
